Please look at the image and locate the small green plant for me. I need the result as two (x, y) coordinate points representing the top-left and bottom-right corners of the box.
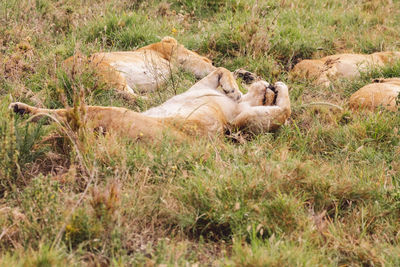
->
(64, 208), (102, 250)
(63, 182), (121, 252)
(0, 99), (47, 197)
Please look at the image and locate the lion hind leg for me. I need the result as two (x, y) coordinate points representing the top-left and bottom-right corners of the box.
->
(9, 102), (69, 122)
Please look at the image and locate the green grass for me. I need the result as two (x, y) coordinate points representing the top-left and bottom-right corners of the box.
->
(1, 0), (400, 265)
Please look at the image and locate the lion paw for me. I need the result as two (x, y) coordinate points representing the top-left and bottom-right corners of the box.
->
(9, 102), (31, 115)
(233, 68), (260, 84)
(274, 82), (288, 93)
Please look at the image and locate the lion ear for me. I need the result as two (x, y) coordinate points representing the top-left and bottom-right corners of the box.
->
(161, 36), (178, 45)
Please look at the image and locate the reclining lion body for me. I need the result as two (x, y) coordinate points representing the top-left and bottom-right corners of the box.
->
(63, 37), (216, 97)
(10, 68), (291, 141)
(291, 52), (400, 87)
(349, 78), (400, 111)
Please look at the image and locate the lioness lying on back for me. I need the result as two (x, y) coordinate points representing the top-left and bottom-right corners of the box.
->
(291, 51), (400, 87)
(10, 68), (291, 140)
(64, 37), (216, 97)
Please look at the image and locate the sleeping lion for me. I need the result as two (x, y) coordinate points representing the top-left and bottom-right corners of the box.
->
(63, 37), (216, 97)
(349, 78), (400, 111)
(9, 68), (291, 141)
(291, 51), (400, 87)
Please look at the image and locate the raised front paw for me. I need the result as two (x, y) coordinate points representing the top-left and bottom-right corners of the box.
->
(274, 82), (288, 94)
(9, 102), (31, 115)
(233, 68), (260, 84)
(273, 82), (291, 113)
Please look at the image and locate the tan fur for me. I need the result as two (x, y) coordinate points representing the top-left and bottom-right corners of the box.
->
(291, 52), (400, 87)
(10, 68), (291, 141)
(349, 78), (400, 111)
(63, 37), (216, 97)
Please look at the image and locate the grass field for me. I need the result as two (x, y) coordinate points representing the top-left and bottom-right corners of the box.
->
(1, 0), (400, 265)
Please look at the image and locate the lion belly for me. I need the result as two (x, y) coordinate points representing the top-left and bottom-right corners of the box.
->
(92, 51), (171, 92)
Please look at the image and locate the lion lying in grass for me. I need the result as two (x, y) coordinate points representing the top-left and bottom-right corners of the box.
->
(10, 68), (291, 140)
(291, 52), (400, 87)
(63, 37), (216, 97)
(349, 78), (400, 111)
